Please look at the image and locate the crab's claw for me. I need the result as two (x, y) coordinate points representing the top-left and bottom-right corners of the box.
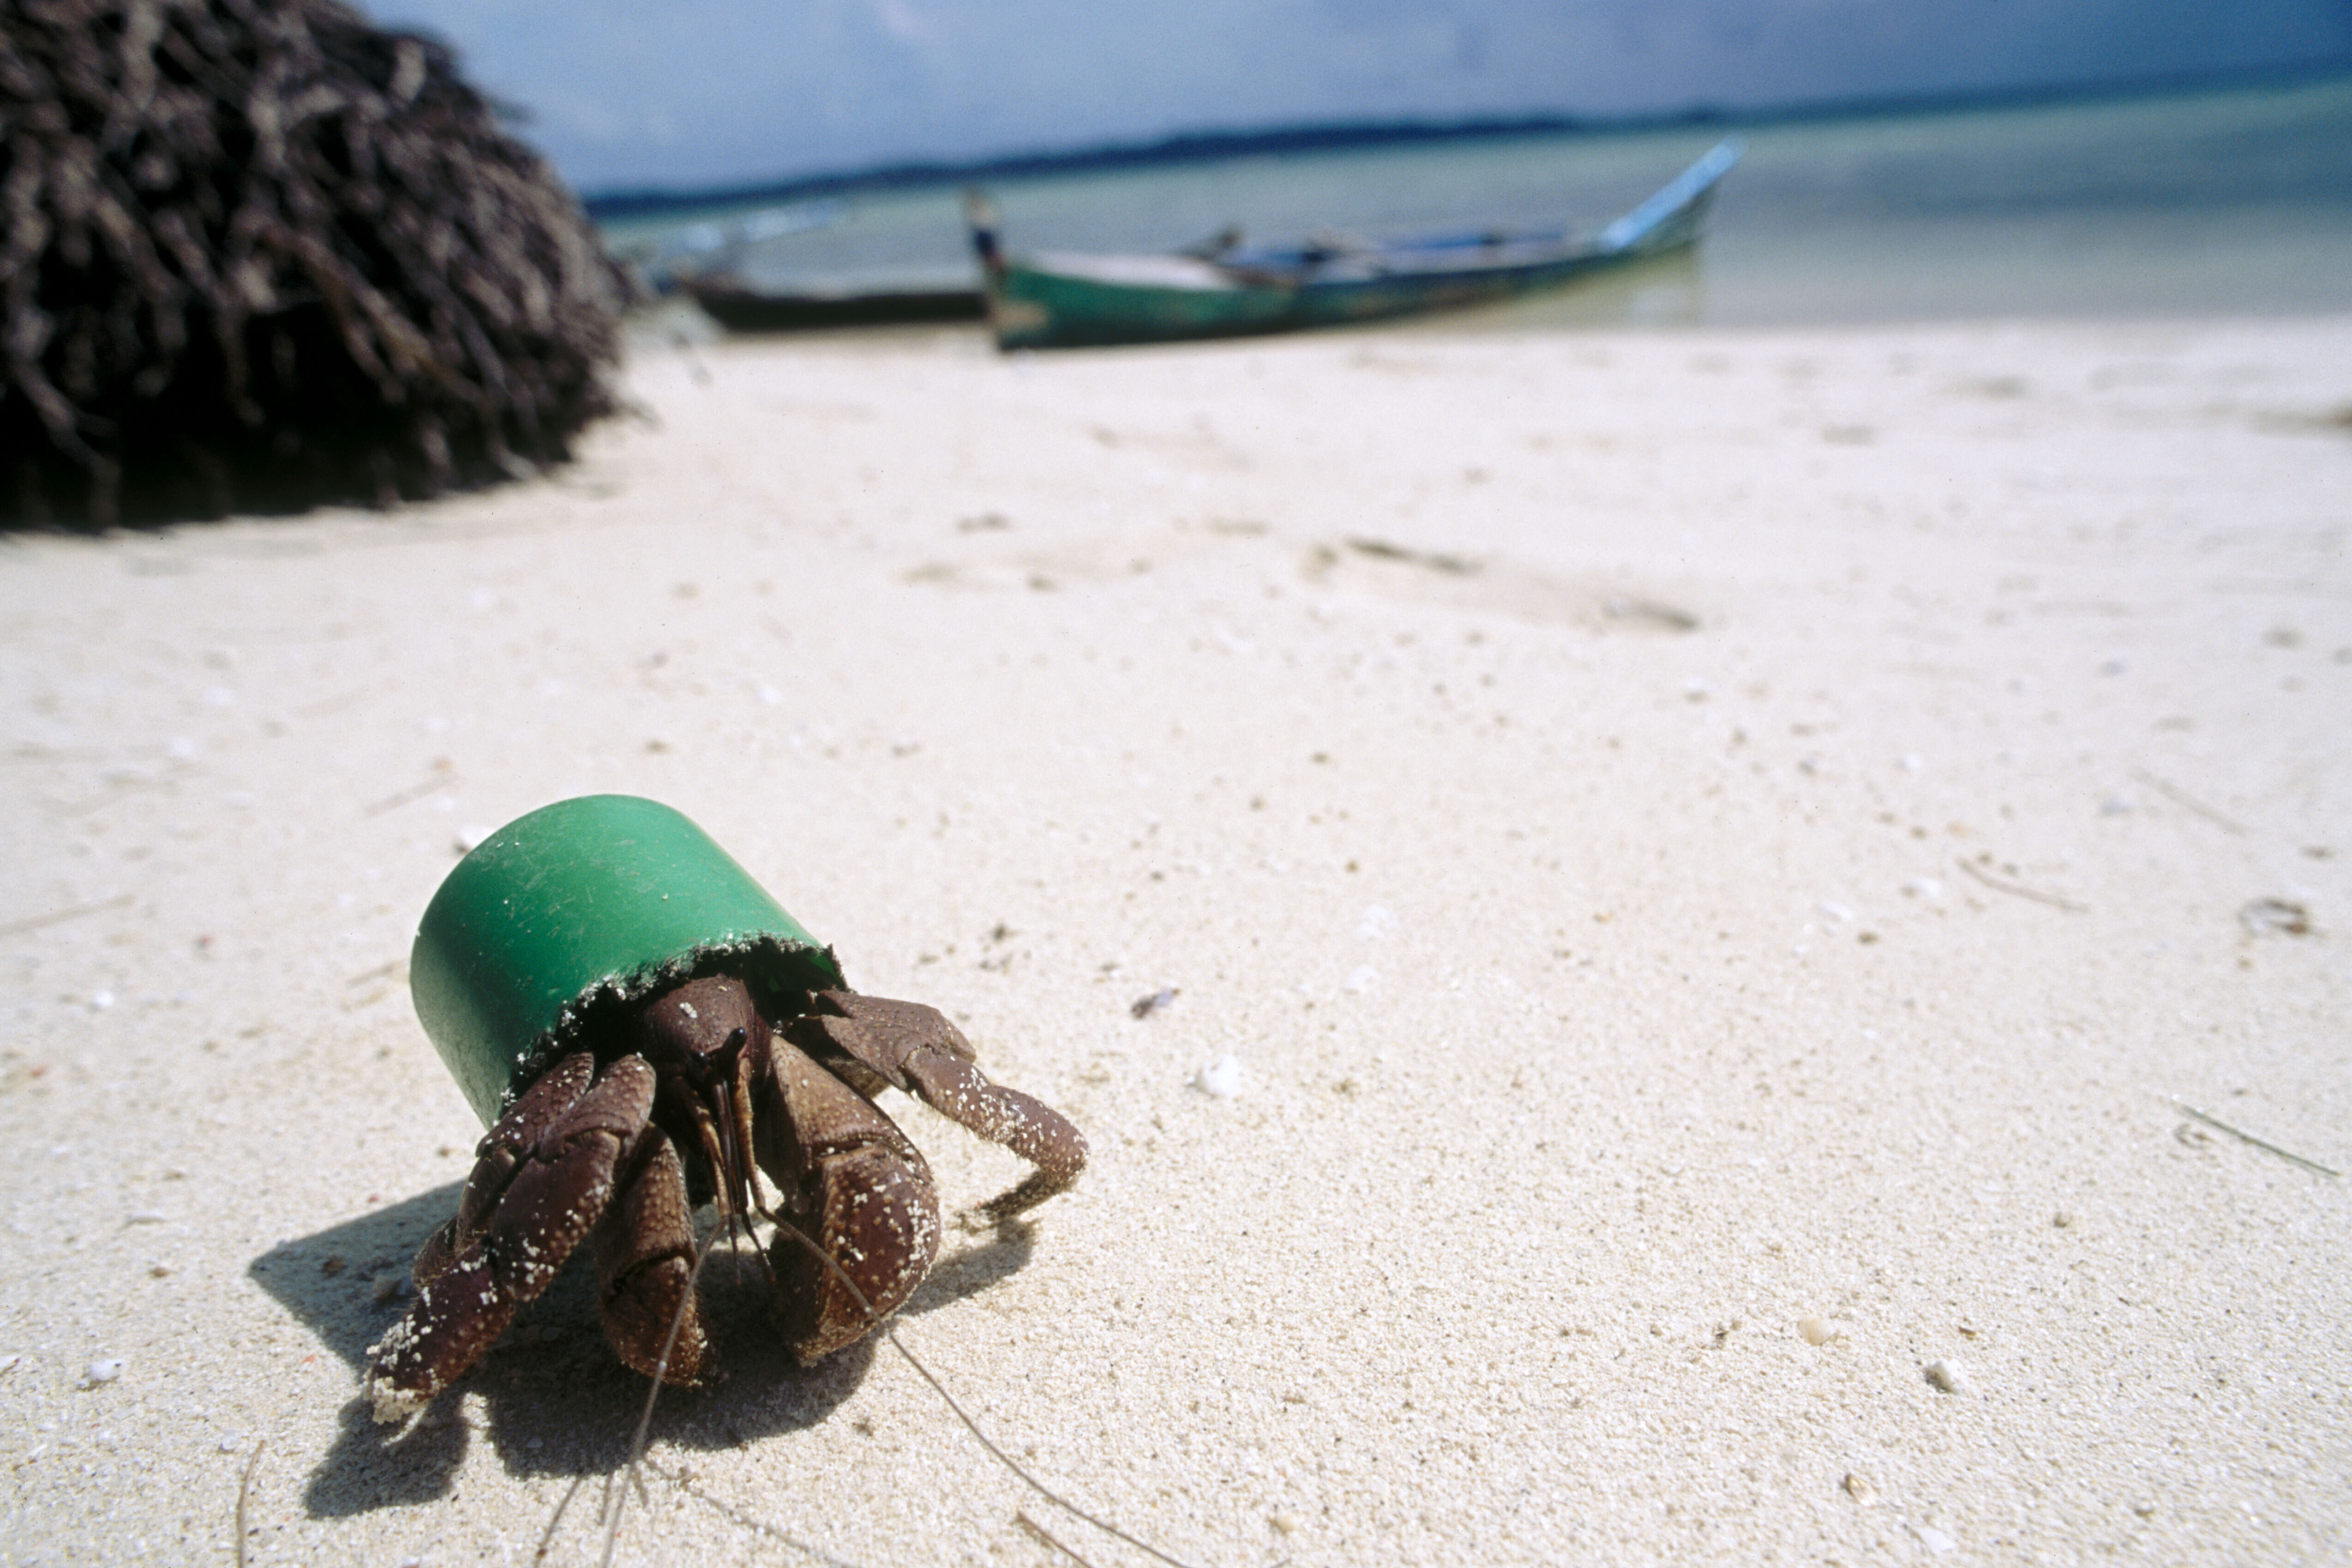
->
(752, 1036), (942, 1359)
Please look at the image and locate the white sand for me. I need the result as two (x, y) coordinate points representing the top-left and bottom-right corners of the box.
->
(3, 313), (2349, 1566)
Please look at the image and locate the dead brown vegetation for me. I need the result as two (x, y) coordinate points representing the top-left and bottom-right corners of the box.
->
(2, 0), (628, 528)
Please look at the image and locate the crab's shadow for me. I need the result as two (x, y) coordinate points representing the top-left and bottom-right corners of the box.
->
(249, 1189), (1039, 1518)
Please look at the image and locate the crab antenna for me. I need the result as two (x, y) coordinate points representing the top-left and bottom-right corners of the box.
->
(706, 1081), (760, 1256)
(591, 1225), (731, 1567)
(764, 1214), (1201, 1568)
(1019, 1509), (1103, 1568)
(531, 1474), (588, 1564)
(676, 1058), (761, 1267)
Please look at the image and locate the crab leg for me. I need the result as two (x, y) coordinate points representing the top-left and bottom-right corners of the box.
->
(408, 1051), (597, 1288)
(591, 1123), (708, 1385)
(366, 1051), (656, 1422)
(786, 991), (1090, 1222)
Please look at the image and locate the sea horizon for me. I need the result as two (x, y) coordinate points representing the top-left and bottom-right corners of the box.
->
(601, 66), (2352, 331)
(580, 59), (2352, 218)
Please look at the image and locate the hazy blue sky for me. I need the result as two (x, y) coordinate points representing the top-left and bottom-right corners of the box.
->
(373, 0), (2352, 192)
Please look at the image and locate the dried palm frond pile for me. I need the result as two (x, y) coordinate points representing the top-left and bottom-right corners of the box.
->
(2, 0), (629, 528)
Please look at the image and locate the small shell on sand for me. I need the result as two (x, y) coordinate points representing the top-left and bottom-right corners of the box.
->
(1924, 1358), (1970, 1393)
(1192, 1055), (1242, 1098)
(1798, 1316), (1834, 1345)
(1842, 1472), (1879, 1505)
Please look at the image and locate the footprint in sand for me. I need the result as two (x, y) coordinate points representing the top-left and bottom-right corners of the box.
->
(1301, 537), (1704, 633)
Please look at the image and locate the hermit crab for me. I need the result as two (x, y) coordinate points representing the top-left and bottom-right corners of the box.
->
(365, 795), (1086, 1423)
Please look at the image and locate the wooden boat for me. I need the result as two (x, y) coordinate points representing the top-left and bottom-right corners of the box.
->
(618, 199), (846, 294)
(967, 139), (1740, 350)
(682, 275), (986, 331)
(642, 198), (986, 330)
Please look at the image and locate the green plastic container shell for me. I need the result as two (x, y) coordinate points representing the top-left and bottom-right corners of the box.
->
(409, 795), (847, 1127)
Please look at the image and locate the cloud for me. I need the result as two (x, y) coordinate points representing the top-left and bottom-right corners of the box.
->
(868, 0), (933, 44)
(369, 0), (2352, 190)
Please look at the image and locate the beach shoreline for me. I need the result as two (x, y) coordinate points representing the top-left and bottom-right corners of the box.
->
(3, 312), (2348, 1565)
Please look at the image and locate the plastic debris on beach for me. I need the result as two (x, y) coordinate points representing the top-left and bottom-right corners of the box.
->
(1192, 1055), (1242, 1098)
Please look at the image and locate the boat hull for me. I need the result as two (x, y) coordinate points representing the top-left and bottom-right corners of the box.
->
(978, 139), (1738, 351)
(991, 245), (1656, 350)
(687, 280), (986, 332)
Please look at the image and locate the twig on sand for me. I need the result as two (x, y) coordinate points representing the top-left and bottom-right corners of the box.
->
(2173, 1101), (2341, 1178)
(0, 893), (133, 940)
(363, 769), (460, 817)
(1955, 858), (2087, 913)
(1344, 536), (1482, 576)
(2130, 770), (2247, 836)
(235, 1440), (265, 1568)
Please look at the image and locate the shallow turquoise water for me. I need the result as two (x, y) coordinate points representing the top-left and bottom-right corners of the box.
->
(608, 75), (2352, 328)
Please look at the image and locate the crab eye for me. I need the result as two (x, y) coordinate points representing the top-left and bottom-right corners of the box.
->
(726, 1027), (747, 1051)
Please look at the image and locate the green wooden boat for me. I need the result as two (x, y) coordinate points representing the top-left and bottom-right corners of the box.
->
(967, 139), (1739, 351)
